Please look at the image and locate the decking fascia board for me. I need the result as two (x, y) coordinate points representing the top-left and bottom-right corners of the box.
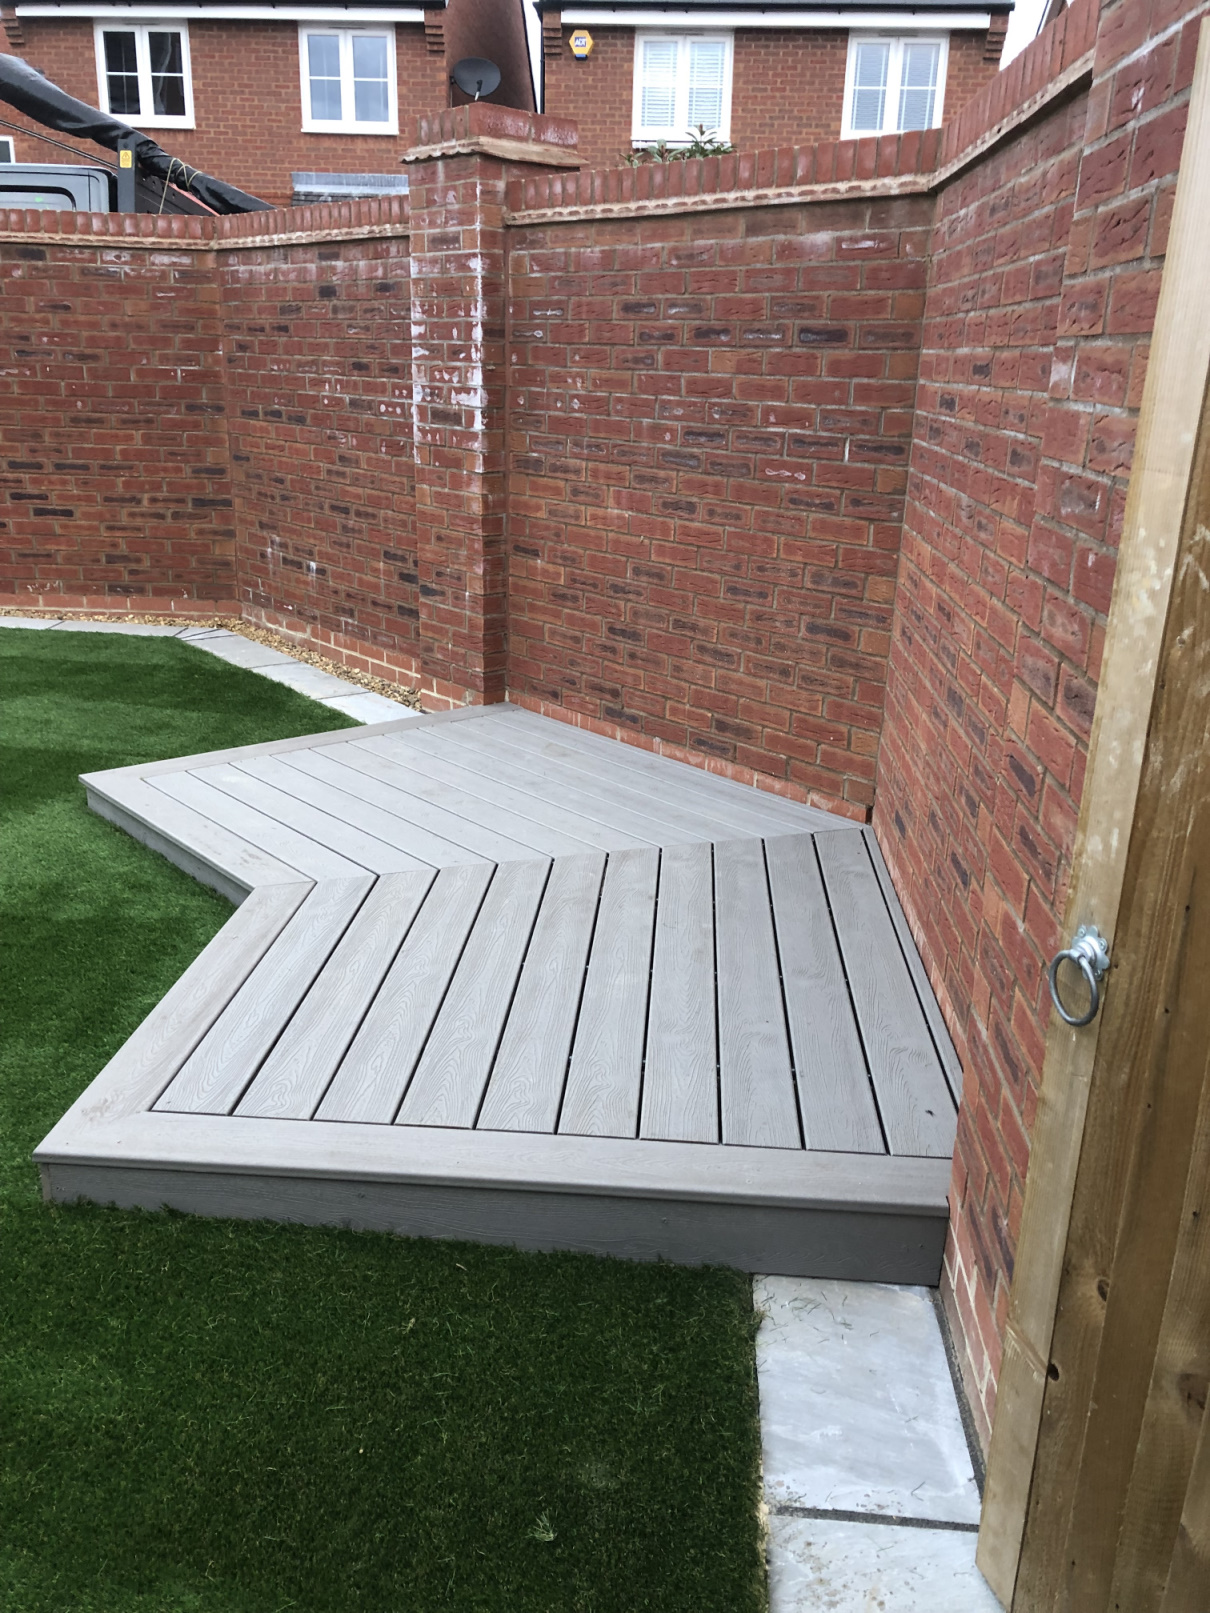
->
(86, 776), (308, 900)
(39, 1161), (948, 1284)
(35, 1109), (950, 1216)
(39, 883), (314, 1129)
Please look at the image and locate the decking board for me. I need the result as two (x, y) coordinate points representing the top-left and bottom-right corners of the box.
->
(715, 838), (802, 1151)
(558, 848), (660, 1139)
(316, 863), (493, 1124)
(765, 833), (885, 1155)
(395, 726), (684, 845)
(437, 720), (780, 847)
(194, 762), (422, 875)
(39, 706), (963, 1282)
(815, 832), (957, 1159)
(397, 858), (551, 1129)
(356, 732), (627, 854)
(276, 747), (535, 865)
(234, 871), (435, 1120)
(156, 877), (373, 1116)
(640, 841), (718, 1144)
(503, 708), (837, 834)
(477, 852), (606, 1135)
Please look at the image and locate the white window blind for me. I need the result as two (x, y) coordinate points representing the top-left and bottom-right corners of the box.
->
(639, 38), (678, 129)
(850, 40), (889, 134)
(632, 33), (732, 144)
(843, 34), (947, 138)
(899, 40), (942, 131)
(686, 39), (726, 132)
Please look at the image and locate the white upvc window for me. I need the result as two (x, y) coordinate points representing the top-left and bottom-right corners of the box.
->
(93, 21), (193, 128)
(298, 25), (397, 135)
(0, 136), (13, 162)
(631, 33), (733, 146)
(842, 34), (948, 139)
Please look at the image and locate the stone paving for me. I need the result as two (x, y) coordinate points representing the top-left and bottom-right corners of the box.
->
(757, 1276), (999, 1611)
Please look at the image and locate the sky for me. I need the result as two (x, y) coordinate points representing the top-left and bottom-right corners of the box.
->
(1001, 0), (1052, 63)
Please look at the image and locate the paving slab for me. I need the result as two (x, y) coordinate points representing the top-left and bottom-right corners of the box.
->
(320, 690), (419, 724)
(255, 661), (358, 699)
(0, 616), (63, 629)
(189, 636), (299, 670)
(755, 1276), (980, 1523)
(49, 620), (186, 636)
(766, 1514), (998, 1613)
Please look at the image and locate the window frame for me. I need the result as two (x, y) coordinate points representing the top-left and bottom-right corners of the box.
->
(630, 31), (734, 148)
(93, 20), (194, 129)
(841, 32), (949, 140)
(297, 23), (398, 137)
(0, 136), (13, 162)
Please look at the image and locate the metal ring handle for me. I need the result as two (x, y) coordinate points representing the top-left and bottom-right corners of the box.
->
(1048, 949), (1100, 1027)
(1048, 925), (1111, 1028)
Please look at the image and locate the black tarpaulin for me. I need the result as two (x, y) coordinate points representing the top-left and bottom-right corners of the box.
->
(0, 53), (271, 214)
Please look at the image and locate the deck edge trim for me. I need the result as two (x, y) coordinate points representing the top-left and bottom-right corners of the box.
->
(34, 1110), (951, 1216)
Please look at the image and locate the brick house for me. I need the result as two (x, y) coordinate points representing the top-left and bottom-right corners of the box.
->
(0, 0), (1011, 203)
(539, 0), (1013, 168)
(0, 0), (535, 208)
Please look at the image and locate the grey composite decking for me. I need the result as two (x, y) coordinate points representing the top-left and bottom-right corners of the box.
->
(36, 703), (962, 1282)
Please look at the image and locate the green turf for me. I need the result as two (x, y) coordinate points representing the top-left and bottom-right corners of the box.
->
(0, 629), (766, 1613)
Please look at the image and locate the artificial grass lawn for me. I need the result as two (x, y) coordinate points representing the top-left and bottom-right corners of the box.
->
(0, 628), (766, 1613)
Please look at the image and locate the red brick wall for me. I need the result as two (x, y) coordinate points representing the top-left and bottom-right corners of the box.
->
(506, 197), (929, 812)
(872, 0), (1204, 1442)
(543, 25), (1001, 168)
(220, 228), (419, 671)
(0, 227), (234, 605)
(2, 22), (444, 209)
(873, 87), (1091, 1443)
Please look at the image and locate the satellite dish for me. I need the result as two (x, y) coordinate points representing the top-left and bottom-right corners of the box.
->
(451, 56), (501, 100)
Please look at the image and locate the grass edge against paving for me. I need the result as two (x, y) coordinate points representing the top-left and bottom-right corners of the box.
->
(0, 628), (768, 1613)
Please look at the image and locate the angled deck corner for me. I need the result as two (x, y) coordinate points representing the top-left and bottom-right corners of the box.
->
(42, 704), (959, 1282)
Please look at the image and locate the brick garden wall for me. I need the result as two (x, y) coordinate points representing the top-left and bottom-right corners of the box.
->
(0, 224), (235, 606)
(873, 85), (1095, 1440)
(506, 195), (930, 813)
(871, 0), (1204, 1441)
(219, 218), (420, 680)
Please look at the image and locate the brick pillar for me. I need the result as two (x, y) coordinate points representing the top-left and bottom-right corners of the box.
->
(404, 104), (579, 705)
